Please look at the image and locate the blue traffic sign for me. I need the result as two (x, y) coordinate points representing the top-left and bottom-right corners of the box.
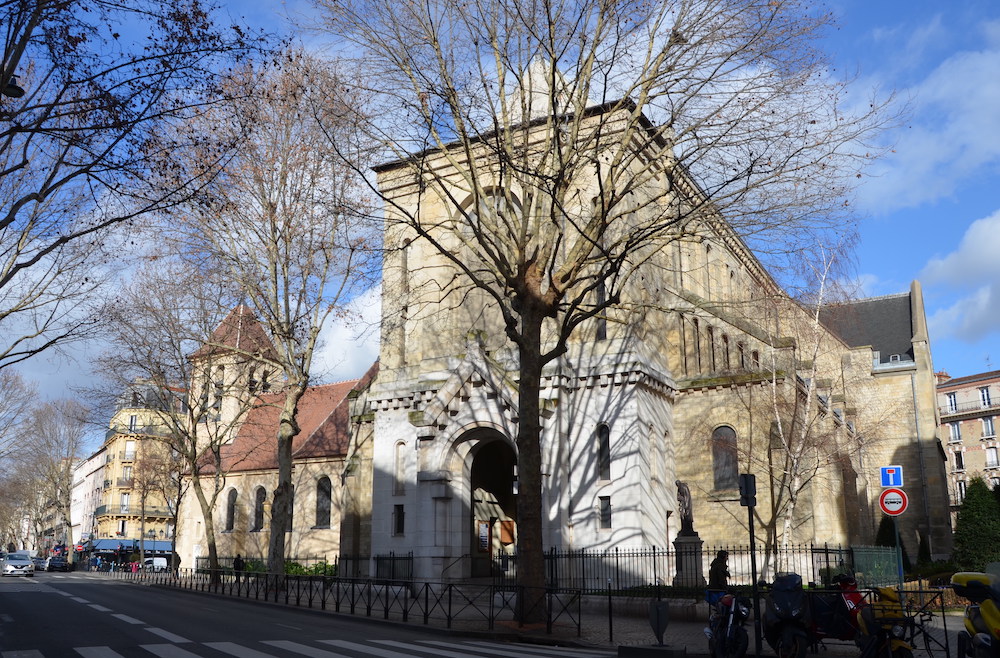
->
(880, 465), (903, 488)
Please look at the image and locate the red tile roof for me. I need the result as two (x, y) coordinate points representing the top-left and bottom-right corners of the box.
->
(217, 361), (379, 473)
(190, 305), (278, 361)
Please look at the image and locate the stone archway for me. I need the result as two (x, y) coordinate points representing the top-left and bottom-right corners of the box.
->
(469, 437), (517, 577)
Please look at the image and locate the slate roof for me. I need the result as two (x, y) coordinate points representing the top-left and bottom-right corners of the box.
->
(216, 361), (378, 473)
(818, 292), (914, 364)
(189, 304), (278, 361)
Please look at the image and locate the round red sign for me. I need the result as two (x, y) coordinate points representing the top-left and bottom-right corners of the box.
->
(879, 487), (908, 516)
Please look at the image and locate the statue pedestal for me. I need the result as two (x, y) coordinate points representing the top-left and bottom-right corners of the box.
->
(671, 534), (705, 588)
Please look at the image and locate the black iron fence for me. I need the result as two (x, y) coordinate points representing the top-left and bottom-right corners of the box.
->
(492, 543), (899, 592)
(107, 568), (582, 636)
(99, 567), (951, 650)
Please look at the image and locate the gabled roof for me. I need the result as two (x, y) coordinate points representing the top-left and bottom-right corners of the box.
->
(818, 292), (914, 365)
(216, 361), (379, 473)
(189, 305), (278, 361)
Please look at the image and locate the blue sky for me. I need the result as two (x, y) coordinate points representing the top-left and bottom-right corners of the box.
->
(822, 0), (1000, 379)
(20, 0), (1000, 405)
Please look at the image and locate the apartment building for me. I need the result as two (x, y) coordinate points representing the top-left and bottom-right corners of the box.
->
(937, 370), (1000, 523)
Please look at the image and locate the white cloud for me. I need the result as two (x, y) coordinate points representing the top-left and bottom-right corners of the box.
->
(922, 208), (1000, 343)
(926, 285), (999, 342)
(856, 40), (1000, 213)
(312, 284), (381, 383)
(921, 209), (1000, 285)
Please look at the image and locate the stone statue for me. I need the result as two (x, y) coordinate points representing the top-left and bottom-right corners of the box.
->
(676, 479), (694, 535)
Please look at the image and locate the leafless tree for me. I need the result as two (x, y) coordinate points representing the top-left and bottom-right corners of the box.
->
(0, 0), (267, 372)
(0, 369), (36, 460)
(316, 0), (895, 606)
(714, 245), (901, 575)
(20, 398), (88, 559)
(164, 51), (379, 576)
(95, 259), (263, 579)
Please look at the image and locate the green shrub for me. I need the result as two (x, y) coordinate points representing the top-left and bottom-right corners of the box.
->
(953, 477), (1000, 571)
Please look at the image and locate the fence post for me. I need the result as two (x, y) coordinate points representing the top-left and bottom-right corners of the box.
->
(653, 545), (660, 600)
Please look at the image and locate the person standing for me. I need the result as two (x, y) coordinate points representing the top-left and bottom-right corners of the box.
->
(708, 550), (730, 591)
(233, 554), (244, 583)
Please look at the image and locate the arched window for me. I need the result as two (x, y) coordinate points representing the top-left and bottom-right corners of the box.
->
(597, 424), (612, 480)
(225, 488), (238, 532)
(252, 487), (266, 531)
(315, 476), (332, 528)
(712, 426), (739, 490)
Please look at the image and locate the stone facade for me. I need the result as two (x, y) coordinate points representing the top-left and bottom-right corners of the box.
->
(936, 370), (1000, 527)
(340, 102), (953, 581)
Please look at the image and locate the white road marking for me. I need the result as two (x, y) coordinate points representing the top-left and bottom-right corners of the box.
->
(320, 640), (418, 657)
(142, 645), (203, 658)
(75, 648), (126, 657)
(145, 627), (190, 643)
(88, 605), (113, 612)
(110, 614), (144, 624)
(204, 642), (283, 658)
(261, 640), (352, 657)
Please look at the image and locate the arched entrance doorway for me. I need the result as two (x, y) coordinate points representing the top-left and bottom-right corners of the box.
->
(469, 437), (517, 577)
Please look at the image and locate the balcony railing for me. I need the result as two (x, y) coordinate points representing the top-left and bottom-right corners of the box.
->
(116, 478), (134, 487)
(105, 424), (173, 441)
(119, 451), (136, 461)
(95, 505), (174, 517)
(939, 398), (1000, 417)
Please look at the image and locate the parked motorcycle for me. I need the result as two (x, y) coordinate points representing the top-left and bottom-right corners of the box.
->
(763, 572), (865, 658)
(705, 591), (752, 658)
(952, 572), (1000, 658)
(855, 586), (915, 658)
(763, 572), (811, 658)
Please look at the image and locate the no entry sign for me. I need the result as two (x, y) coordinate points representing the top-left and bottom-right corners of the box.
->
(879, 487), (908, 516)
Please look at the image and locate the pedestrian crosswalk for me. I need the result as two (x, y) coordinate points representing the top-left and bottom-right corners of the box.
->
(0, 638), (618, 658)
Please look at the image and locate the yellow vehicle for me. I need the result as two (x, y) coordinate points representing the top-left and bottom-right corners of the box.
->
(856, 586), (914, 658)
(951, 572), (1000, 658)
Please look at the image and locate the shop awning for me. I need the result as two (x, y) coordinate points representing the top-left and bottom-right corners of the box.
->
(88, 539), (174, 553)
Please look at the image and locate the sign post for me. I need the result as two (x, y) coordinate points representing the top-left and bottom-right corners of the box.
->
(878, 486), (908, 590)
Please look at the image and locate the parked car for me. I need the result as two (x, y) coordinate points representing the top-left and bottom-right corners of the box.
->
(143, 557), (167, 572)
(2, 552), (35, 577)
(32, 556), (46, 570)
(45, 556), (70, 572)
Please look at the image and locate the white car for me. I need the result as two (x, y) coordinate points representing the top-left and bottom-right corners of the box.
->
(1, 552), (35, 577)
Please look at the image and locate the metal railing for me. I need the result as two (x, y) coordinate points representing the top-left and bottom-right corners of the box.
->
(492, 543), (899, 592)
(939, 398), (1000, 417)
(105, 567), (582, 636)
(94, 505), (173, 517)
(98, 567), (950, 648)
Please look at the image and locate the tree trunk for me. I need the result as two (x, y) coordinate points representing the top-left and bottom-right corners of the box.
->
(266, 385), (306, 578)
(514, 309), (547, 624)
(191, 476), (220, 584)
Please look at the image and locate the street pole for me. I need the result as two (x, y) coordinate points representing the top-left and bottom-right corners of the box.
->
(748, 503), (762, 658)
(892, 517), (904, 591)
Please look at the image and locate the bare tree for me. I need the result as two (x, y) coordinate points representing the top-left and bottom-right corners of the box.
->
(711, 245), (902, 575)
(164, 51), (378, 576)
(21, 398), (88, 559)
(96, 260), (266, 579)
(0, 0), (266, 372)
(316, 0), (894, 606)
(0, 369), (35, 460)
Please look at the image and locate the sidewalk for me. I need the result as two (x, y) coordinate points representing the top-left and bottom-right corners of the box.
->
(85, 571), (957, 658)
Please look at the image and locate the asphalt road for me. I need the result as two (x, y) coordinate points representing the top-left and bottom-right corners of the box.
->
(0, 571), (616, 658)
